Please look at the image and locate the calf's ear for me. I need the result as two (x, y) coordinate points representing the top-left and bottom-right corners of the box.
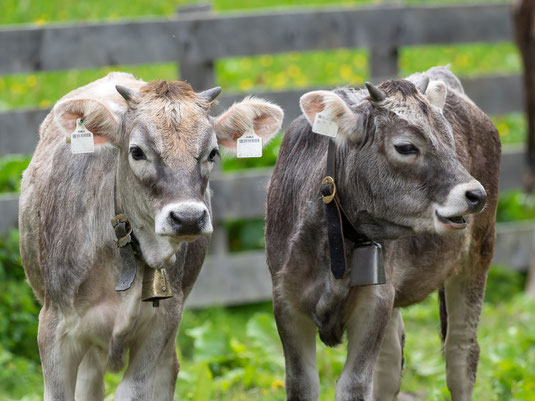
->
(54, 98), (124, 147)
(214, 97), (284, 149)
(300, 90), (361, 142)
(53, 74), (142, 147)
(425, 80), (447, 110)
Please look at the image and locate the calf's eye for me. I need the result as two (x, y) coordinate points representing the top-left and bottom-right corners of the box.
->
(130, 146), (146, 161)
(394, 143), (419, 155)
(208, 148), (220, 162)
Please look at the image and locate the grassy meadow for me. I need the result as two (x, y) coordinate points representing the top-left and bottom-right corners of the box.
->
(1, 0), (534, 400)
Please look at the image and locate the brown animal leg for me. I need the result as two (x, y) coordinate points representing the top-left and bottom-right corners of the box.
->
(38, 307), (85, 401)
(74, 346), (107, 401)
(335, 284), (395, 401)
(372, 308), (405, 401)
(443, 256), (489, 401)
(273, 295), (320, 401)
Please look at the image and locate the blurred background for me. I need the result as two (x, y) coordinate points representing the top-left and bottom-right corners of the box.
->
(1, 0), (534, 400)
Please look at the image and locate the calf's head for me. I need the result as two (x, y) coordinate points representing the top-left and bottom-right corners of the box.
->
(56, 77), (283, 268)
(300, 79), (486, 238)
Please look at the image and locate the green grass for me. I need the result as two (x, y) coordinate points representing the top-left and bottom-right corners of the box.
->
(1, 263), (534, 401)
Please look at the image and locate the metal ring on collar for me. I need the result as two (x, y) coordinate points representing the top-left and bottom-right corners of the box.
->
(321, 176), (336, 204)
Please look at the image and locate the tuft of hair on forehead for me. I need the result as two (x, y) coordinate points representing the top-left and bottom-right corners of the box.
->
(377, 79), (430, 118)
(132, 80), (211, 161)
(379, 79), (419, 100)
(140, 80), (207, 106)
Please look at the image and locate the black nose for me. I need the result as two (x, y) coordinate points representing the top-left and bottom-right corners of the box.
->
(169, 209), (207, 236)
(465, 188), (487, 213)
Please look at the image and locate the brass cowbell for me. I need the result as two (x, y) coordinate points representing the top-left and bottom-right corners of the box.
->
(141, 267), (173, 307)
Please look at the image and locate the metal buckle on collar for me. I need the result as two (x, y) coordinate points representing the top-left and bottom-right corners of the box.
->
(112, 214), (133, 248)
(111, 214), (127, 227)
(321, 176), (336, 204)
(116, 229), (133, 248)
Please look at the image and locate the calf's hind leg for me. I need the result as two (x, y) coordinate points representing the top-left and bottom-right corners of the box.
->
(372, 308), (405, 401)
(273, 295), (320, 401)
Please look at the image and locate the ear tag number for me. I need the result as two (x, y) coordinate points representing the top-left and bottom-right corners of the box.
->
(71, 118), (95, 154)
(312, 111), (338, 137)
(237, 128), (262, 158)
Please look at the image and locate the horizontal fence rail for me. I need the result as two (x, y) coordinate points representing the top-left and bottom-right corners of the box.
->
(0, 3), (513, 74)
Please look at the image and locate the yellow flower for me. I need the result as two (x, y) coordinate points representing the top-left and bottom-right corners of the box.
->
(10, 82), (24, 94)
(295, 76), (308, 87)
(340, 64), (352, 80)
(34, 17), (48, 26)
(287, 64), (301, 79)
(239, 79), (253, 91)
(40, 99), (51, 108)
(497, 123), (509, 137)
(273, 72), (288, 89)
(26, 75), (37, 87)
(260, 55), (273, 67)
(455, 54), (470, 68)
(272, 379), (285, 389)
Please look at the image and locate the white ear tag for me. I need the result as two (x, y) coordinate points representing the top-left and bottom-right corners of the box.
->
(236, 128), (262, 158)
(312, 111), (338, 137)
(71, 118), (95, 154)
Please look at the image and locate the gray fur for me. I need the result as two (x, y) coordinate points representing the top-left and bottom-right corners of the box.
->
(266, 66), (500, 400)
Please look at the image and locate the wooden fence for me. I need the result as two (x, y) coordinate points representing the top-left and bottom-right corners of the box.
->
(0, 2), (531, 307)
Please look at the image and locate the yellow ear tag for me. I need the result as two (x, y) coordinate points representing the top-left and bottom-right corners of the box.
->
(71, 118), (95, 154)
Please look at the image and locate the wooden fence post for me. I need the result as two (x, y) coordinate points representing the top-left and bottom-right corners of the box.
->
(369, 46), (399, 83)
(177, 3), (216, 90)
(513, 0), (535, 297)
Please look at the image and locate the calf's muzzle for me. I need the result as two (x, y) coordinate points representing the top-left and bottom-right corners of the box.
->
(465, 188), (487, 214)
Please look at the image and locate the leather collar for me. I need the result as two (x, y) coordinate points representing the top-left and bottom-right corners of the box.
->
(320, 139), (374, 279)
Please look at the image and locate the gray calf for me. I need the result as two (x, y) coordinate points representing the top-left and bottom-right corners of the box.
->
(19, 72), (283, 400)
(265, 66), (500, 401)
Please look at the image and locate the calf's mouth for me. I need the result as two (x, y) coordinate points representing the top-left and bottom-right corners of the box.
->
(435, 211), (467, 231)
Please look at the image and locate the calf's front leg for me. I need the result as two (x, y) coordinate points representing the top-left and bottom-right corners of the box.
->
(443, 259), (488, 401)
(114, 304), (180, 401)
(335, 284), (395, 401)
(372, 308), (405, 401)
(273, 295), (320, 401)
